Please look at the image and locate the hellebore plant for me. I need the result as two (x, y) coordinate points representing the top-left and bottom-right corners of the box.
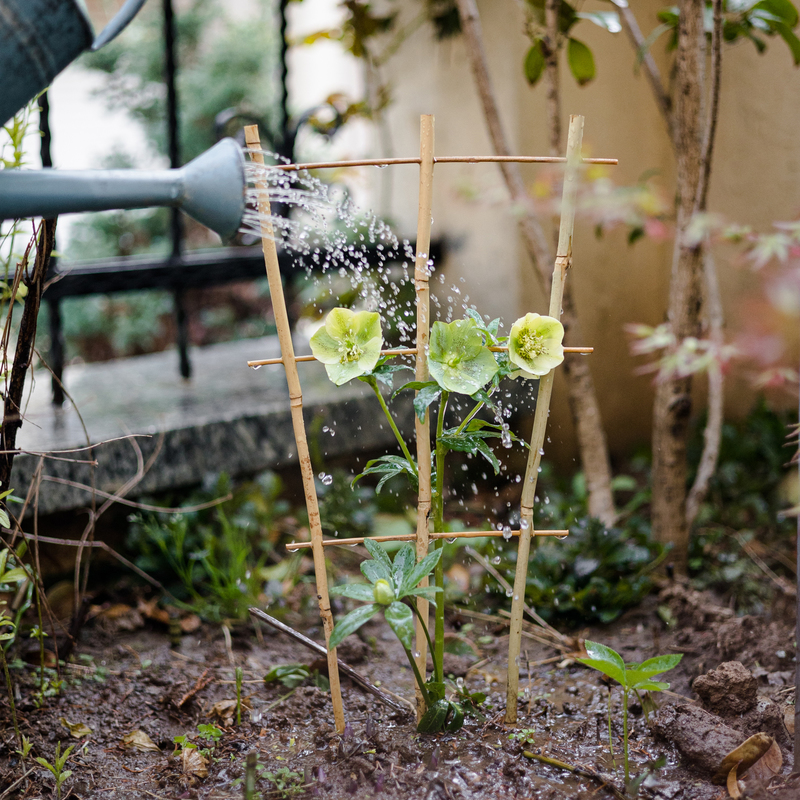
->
(315, 305), (566, 729)
(328, 540), (464, 732)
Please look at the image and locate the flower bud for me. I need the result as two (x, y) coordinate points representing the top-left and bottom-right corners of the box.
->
(373, 579), (394, 606)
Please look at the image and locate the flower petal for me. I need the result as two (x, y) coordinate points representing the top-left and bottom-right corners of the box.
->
(310, 327), (343, 365)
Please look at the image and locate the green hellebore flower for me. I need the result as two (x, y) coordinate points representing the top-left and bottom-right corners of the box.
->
(428, 318), (499, 395)
(373, 579), (395, 606)
(310, 307), (383, 386)
(508, 313), (565, 378)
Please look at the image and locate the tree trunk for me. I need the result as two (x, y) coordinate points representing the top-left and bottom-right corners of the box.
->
(650, 0), (705, 573)
(455, 0), (617, 525)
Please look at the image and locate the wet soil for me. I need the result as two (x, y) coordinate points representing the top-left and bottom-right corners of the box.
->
(0, 584), (797, 800)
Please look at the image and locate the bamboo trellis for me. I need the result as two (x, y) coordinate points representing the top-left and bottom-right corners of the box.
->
(245, 116), (615, 732)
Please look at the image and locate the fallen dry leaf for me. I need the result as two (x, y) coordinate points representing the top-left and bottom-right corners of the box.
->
(120, 730), (160, 752)
(181, 747), (208, 779)
(726, 764), (742, 799)
(712, 732), (773, 784)
(742, 739), (782, 783)
(784, 704), (795, 735)
(60, 717), (92, 738)
(180, 614), (201, 633)
(207, 697), (251, 725)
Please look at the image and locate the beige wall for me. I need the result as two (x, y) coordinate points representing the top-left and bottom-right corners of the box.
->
(378, 0), (800, 463)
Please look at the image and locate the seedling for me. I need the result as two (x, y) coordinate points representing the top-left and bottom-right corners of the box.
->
(577, 640), (682, 784)
(235, 666), (243, 726)
(34, 741), (74, 800)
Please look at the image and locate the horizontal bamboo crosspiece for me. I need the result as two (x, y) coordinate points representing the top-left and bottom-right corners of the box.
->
(247, 345), (593, 368)
(269, 155), (617, 170)
(284, 528), (570, 551)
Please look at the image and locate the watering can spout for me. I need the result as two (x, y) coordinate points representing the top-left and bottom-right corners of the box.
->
(0, 139), (246, 241)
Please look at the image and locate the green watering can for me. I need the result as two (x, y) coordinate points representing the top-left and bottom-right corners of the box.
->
(0, 0), (149, 125)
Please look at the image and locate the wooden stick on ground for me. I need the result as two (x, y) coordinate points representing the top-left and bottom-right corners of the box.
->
(413, 114), (436, 722)
(244, 125), (345, 734)
(248, 608), (412, 715)
(506, 115), (585, 724)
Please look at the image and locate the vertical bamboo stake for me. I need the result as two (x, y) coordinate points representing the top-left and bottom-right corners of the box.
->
(505, 115), (584, 724)
(244, 125), (346, 734)
(413, 115), (435, 720)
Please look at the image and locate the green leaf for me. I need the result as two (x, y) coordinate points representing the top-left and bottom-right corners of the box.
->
(0, 509), (9, 529)
(264, 664), (311, 688)
(753, 0), (799, 27)
(329, 583), (377, 603)
(567, 38), (596, 85)
(417, 699), (450, 733)
(576, 640), (627, 686)
(0, 567), (27, 584)
(413, 384), (442, 422)
(629, 678), (670, 692)
(361, 559), (391, 585)
(401, 548), (443, 595)
(402, 585), (441, 600)
(773, 19), (800, 63)
(329, 603), (380, 649)
(352, 454), (418, 493)
(475, 439), (501, 474)
(364, 538), (393, 573)
(384, 601), (415, 650)
(445, 702), (465, 732)
(392, 545), (416, 592)
(524, 40), (546, 86)
(634, 653), (683, 677)
(576, 11), (621, 33)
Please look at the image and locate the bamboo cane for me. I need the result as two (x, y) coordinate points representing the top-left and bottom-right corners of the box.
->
(246, 346), (592, 368)
(284, 528), (570, 551)
(271, 155), (616, 171)
(413, 115), (435, 721)
(243, 126), (346, 734)
(505, 115), (585, 724)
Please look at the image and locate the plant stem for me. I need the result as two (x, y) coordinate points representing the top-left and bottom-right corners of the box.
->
(432, 391), (449, 686)
(0, 645), (21, 746)
(408, 599), (435, 659)
(607, 687), (616, 772)
(455, 399), (485, 435)
(403, 645), (431, 706)
(623, 687), (630, 784)
(368, 380), (417, 474)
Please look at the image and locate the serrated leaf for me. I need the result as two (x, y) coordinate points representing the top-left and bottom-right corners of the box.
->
(567, 38), (596, 85)
(329, 603), (380, 649)
(392, 545), (416, 591)
(361, 559), (390, 584)
(524, 40), (546, 86)
(329, 583), (376, 603)
(364, 538), (393, 573)
(402, 548), (443, 594)
(384, 601), (414, 650)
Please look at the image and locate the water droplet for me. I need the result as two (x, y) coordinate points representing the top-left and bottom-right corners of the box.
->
(502, 526), (512, 541)
(538, 447), (545, 456)
(413, 651), (421, 659)
(319, 473), (333, 486)
(520, 519), (529, 530)
(505, 588), (513, 597)
(491, 556), (502, 565)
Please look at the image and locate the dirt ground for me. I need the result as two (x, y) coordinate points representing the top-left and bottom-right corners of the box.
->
(0, 581), (797, 800)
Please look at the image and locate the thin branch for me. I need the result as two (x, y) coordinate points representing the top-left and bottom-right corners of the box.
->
(618, 4), (674, 141)
(544, 0), (562, 155)
(41, 475), (232, 513)
(694, 0), (722, 213)
(454, 0), (554, 290)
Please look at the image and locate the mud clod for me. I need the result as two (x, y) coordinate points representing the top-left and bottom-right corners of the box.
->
(693, 661), (757, 715)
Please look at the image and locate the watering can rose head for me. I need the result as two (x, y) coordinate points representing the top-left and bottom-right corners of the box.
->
(310, 307), (383, 385)
(508, 313), (565, 378)
(428, 318), (499, 395)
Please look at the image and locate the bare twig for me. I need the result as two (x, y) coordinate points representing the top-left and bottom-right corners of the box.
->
(249, 607), (413, 715)
(522, 751), (627, 800)
(694, 0), (722, 214)
(0, 768), (36, 800)
(41, 475), (232, 514)
(617, 4), (674, 141)
(177, 668), (214, 708)
(464, 546), (569, 649)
